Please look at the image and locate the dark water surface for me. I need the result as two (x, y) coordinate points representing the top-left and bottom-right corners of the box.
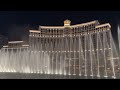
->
(0, 73), (116, 79)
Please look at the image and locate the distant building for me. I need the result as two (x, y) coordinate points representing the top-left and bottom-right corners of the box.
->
(3, 41), (29, 49)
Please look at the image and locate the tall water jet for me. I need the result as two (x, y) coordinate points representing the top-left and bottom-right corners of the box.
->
(118, 25), (120, 56)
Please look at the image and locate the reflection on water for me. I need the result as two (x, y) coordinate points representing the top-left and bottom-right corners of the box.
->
(0, 73), (116, 79)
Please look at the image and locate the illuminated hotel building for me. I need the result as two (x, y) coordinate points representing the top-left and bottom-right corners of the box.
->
(29, 20), (120, 78)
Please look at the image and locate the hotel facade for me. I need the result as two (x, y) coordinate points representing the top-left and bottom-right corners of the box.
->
(28, 20), (120, 78)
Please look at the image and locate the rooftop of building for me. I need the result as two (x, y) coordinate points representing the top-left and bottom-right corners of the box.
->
(29, 20), (111, 33)
(2, 41), (29, 48)
(38, 20), (106, 29)
(8, 41), (24, 44)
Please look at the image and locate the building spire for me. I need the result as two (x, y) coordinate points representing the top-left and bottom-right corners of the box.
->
(64, 19), (71, 27)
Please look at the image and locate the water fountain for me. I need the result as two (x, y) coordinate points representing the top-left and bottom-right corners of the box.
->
(0, 20), (119, 79)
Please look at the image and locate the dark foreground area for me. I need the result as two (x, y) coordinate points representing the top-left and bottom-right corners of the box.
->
(0, 73), (116, 79)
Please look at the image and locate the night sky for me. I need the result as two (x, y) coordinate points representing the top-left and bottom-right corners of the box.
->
(0, 11), (120, 45)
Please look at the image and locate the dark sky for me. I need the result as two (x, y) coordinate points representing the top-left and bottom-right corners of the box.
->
(0, 11), (120, 44)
